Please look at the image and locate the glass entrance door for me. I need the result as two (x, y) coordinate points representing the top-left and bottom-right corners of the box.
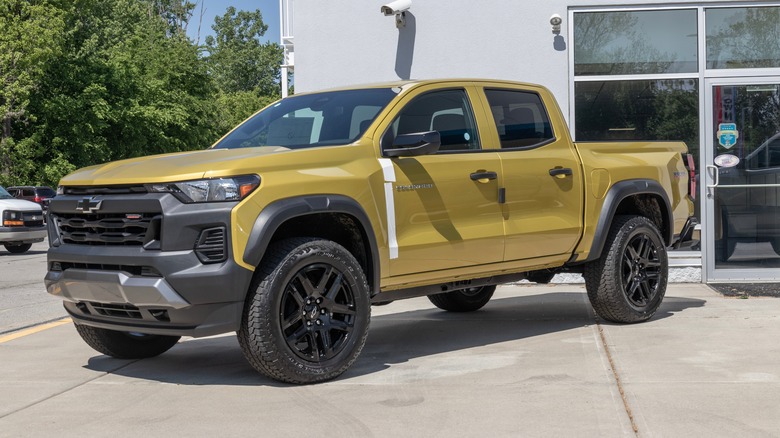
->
(704, 78), (780, 281)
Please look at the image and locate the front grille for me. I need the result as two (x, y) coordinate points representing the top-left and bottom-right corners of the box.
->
(75, 301), (171, 322)
(54, 213), (160, 246)
(2, 210), (44, 227)
(22, 211), (44, 227)
(53, 262), (162, 277)
(62, 185), (148, 195)
(88, 302), (143, 319)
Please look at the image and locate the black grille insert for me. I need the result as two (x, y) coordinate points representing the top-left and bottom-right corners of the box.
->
(54, 262), (162, 277)
(55, 213), (160, 246)
(195, 227), (227, 263)
(89, 302), (143, 319)
(62, 186), (148, 195)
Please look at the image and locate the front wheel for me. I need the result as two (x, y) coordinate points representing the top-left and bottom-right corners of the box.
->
(583, 215), (668, 323)
(428, 285), (496, 312)
(74, 324), (181, 359)
(238, 238), (371, 384)
(4, 243), (32, 254)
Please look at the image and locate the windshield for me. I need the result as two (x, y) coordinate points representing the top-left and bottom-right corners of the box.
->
(213, 88), (398, 150)
(0, 186), (12, 199)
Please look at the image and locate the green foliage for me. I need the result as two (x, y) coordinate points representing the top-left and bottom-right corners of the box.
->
(0, 0), (282, 187)
(0, 0), (65, 184)
(205, 7), (283, 96)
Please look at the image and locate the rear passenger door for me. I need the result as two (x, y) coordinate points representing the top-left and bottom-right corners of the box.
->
(480, 87), (584, 262)
(380, 86), (504, 276)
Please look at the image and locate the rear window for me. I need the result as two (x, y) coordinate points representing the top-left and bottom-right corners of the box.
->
(37, 187), (56, 197)
(484, 89), (554, 149)
(213, 88), (398, 150)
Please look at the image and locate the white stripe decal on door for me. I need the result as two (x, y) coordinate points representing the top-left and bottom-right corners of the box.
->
(378, 159), (398, 259)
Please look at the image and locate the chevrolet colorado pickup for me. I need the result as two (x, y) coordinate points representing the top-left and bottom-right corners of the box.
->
(45, 79), (695, 383)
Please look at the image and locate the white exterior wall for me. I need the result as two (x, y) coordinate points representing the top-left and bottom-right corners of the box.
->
(293, 0), (716, 123)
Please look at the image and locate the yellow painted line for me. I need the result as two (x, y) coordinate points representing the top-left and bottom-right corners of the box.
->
(0, 318), (72, 344)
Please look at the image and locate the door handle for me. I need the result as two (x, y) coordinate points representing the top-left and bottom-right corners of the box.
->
(470, 171), (497, 182)
(549, 167), (573, 177)
(705, 164), (719, 199)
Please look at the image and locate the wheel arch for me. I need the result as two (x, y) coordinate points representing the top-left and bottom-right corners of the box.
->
(583, 179), (673, 263)
(243, 195), (380, 296)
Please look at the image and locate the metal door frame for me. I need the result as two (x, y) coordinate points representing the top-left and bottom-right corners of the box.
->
(703, 76), (780, 282)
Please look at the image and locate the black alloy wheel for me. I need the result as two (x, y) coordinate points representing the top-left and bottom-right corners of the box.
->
(584, 215), (668, 323)
(280, 263), (358, 362)
(239, 238), (371, 384)
(620, 230), (663, 308)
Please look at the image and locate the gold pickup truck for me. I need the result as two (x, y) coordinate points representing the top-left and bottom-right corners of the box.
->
(45, 79), (696, 383)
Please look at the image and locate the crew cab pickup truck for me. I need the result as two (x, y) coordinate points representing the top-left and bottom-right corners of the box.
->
(45, 79), (695, 383)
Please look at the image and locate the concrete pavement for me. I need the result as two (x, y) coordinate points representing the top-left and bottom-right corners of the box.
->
(1, 283), (778, 437)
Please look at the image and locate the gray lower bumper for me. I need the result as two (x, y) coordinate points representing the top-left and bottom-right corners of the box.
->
(45, 269), (190, 309)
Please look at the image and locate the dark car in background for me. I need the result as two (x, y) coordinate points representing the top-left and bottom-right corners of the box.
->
(6, 186), (56, 213)
(715, 133), (780, 262)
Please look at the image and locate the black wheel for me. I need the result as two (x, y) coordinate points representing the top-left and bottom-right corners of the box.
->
(428, 285), (496, 312)
(4, 243), (32, 254)
(238, 238), (371, 384)
(584, 215), (668, 323)
(74, 324), (180, 359)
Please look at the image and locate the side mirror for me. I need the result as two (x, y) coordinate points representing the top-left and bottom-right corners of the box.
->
(383, 131), (441, 157)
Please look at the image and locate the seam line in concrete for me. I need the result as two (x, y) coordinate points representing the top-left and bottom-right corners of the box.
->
(0, 361), (136, 420)
(596, 319), (639, 436)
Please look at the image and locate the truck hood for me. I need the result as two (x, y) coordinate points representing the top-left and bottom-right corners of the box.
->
(60, 147), (294, 186)
(0, 198), (42, 212)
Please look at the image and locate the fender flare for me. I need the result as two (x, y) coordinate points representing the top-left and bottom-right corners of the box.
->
(242, 195), (381, 295)
(583, 179), (673, 263)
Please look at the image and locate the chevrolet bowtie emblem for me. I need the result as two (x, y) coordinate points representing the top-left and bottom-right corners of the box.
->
(75, 197), (103, 213)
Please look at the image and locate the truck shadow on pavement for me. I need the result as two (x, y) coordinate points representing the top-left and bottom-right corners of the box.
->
(84, 292), (705, 386)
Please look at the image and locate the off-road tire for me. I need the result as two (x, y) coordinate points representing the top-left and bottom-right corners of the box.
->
(4, 243), (32, 254)
(74, 324), (181, 359)
(428, 285), (496, 312)
(584, 215), (668, 323)
(238, 238), (371, 384)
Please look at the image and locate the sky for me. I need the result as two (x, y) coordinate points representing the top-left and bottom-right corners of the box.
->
(186, 0), (281, 45)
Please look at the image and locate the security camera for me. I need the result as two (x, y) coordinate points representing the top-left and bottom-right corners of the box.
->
(550, 13), (562, 33)
(381, 0), (411, 16)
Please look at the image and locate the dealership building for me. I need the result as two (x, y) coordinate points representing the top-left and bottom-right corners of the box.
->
(280, 1), (780, 283)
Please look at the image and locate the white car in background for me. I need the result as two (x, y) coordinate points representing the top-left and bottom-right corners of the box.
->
(0, 186), (46, 254)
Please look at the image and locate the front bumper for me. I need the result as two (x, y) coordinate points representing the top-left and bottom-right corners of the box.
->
(45, 192), (255, 337)
(0, 226), (46, 244)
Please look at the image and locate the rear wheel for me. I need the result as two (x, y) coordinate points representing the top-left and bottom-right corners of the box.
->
(428, 285), (496, 312)
(584, 215), (668, 323)
(4, 243), (32, 254)
(74, 324), (181, 359)
(238, 238), (371, 384)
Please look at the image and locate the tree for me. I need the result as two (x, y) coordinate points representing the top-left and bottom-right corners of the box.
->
(18, 0), (218, 185)
(205, 7), (282, 96)
(0, 0), (64, 183)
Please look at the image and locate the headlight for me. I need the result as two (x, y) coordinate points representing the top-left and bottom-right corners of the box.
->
(147, 175), (260, 203)
(2, 211), (24, 226)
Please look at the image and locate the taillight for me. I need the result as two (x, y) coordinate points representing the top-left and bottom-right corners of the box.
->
(684, 153), (696, 200)
(34, 195), (42, 203)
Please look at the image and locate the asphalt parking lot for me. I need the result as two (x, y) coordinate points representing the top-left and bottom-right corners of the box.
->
(1, 242), (779, 437)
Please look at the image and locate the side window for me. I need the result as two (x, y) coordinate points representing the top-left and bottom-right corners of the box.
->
(23, 188), (35, 197)
(745, 135), (780, 170)
(484, 89), (554, 149)
(387, 89), (480, 152)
